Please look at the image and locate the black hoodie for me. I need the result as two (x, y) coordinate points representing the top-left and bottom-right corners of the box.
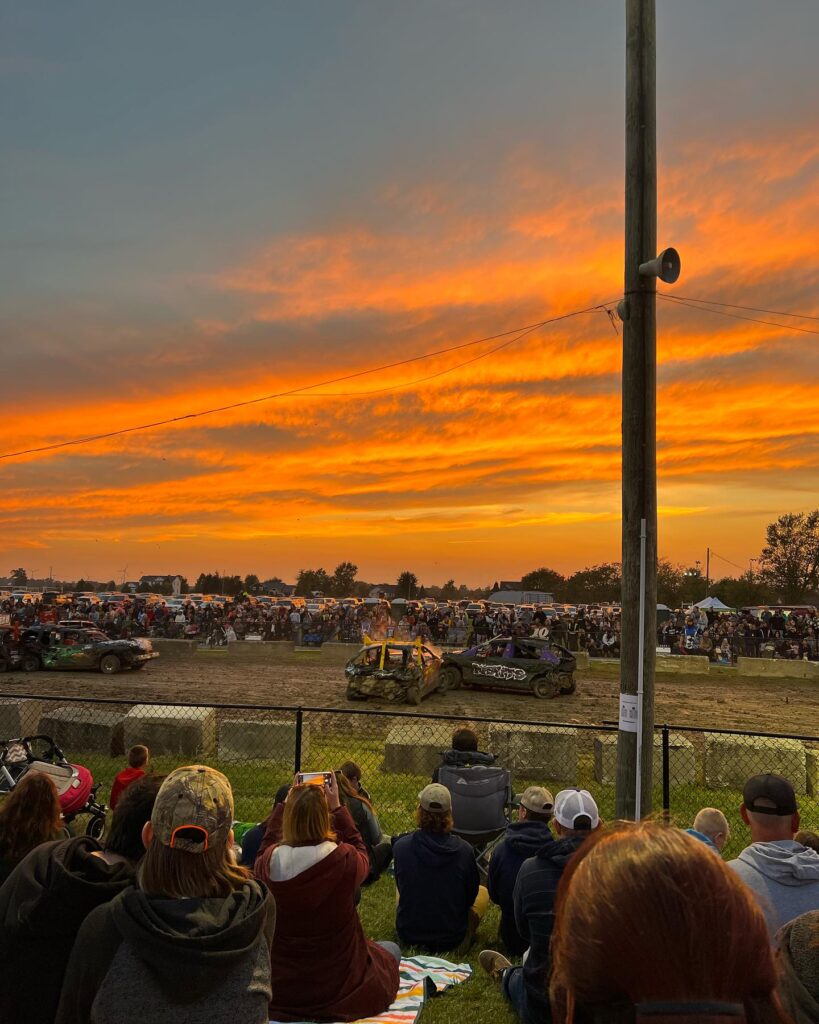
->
(56, 880), (276, 1024)
(393, 829), (479, 951)
(487, 820), (553, 955)
(511, 835), (587, 1024)
(0, 835), (135, 1024)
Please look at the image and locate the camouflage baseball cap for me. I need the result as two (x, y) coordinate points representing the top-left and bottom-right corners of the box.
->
(151, 765), (234, 853)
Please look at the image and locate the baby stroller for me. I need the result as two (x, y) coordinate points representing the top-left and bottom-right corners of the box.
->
(0, 734), (107, 839)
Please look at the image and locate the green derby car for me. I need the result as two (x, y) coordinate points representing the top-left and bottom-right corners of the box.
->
(440, 635), (577, 698)
(16, 626), (159, 675)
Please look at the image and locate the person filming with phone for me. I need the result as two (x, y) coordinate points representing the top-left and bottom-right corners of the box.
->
(254, 771), (400, 1022)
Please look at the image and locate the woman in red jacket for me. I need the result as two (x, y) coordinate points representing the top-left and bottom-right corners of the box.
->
(254, 773), (400, 1023)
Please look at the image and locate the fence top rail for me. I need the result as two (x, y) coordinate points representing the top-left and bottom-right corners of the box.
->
(2, 692), (817, 743)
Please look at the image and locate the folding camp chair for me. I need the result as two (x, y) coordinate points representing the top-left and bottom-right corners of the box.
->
(438, 764), (514, 881)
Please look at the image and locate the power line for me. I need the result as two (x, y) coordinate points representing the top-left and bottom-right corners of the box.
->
(0, 301), (614, 461)
(660, 294), (819, 322)
(658, 294), (819, 337)
(709, 550), (749, 574)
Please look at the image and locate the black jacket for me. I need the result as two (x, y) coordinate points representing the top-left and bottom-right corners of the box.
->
(487, 821), (553, 955)
(0, 836), (135, 1024)
(513, 835), (587, 1024)
(56, 881), (276, 1024)
(432, 747), (496, 782)
(393, 830), (479, 952)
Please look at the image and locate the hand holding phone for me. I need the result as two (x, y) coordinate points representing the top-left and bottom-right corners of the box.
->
(296, 771), (333, 787)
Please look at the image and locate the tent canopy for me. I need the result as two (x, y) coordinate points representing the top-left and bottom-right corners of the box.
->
(694, 596), (734, 611)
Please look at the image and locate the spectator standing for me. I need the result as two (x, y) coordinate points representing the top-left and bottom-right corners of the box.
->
(728, 774), (819, 937)
(393, 783), (488, 954)
(109, 744), (150, 809)
(549, 823), (790, 1024)
(0, 772), (64, 884)
(56, 766), (275, 1024)
(480, 789), (600, 1024)
(686, 806), (731, 854)
(0, 776), (163, 1024)
(487, 786), (554, 955)
(254, 774), (399, 1022)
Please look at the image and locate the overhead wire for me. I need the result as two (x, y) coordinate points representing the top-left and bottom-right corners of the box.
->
(659, 294), (819, 322)
(709, 550), (749, 575)
(658, 294), (819, 337)
(0, 300), (616, 461)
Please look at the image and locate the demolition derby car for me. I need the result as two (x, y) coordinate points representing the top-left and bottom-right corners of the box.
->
(345, 637), (443, 704)
(440, 635), (577, 698)
(0, 625), (159, 675)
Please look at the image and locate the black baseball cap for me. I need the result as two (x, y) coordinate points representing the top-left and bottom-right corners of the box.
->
(742, 773), (797, 816)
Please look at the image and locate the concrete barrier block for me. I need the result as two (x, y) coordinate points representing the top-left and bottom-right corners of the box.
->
(704, 735), (807, 794)
(736, 657), (819, 681)
(321, 642), (361, 665)
(39, 705), (125, 756)
(150, 639), (199, 658)
(806, 748), (819, 797)
(0, 698), (42, 739)
(594, 732), (697, 786)
(657, 655), (710, 675)
(489, 724), (579, 781)
(382, 724), (454, 776)
(224, 642), (296, 663)
(218, 718), (307, 763)
(124, 704), (216, 757)
(574, 651), (590, 671)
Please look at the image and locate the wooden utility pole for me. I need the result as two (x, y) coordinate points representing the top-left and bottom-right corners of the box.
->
(616, 0), (657, 818)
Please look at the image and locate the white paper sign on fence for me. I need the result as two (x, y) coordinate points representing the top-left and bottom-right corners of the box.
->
(619, 694), (639, 733)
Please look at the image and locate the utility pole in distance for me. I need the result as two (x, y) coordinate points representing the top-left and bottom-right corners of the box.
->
(616, 0), (658, 819)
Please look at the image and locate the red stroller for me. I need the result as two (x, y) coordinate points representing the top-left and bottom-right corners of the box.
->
(0, 735), (107, 839)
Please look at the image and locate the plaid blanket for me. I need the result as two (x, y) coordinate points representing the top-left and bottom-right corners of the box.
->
(270, 955), (472, 1024)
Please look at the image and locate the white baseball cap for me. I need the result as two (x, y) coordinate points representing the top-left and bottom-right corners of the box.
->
(554, 789), (599, 831)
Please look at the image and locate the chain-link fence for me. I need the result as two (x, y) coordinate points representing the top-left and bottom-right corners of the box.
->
(0, 693), (816, 859)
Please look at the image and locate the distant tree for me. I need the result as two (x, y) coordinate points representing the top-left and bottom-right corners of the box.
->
(759, 510), (819, 602)
(330, 562), (358, 597)
(195, 572), (222, 593)
(75, 578), (91, 591)
(351, 580), (371, 598)
(395, 571), (419, 599)
(656, 560), (686, 608)
(520, 567), (566, 599)
(295, 568), (331, 597)
(440, 579), (459, 600)
(566, 563), (622, 603)
(9, 568), (27, 586)
(244, 574), (261, 594)
(262, 576), (288, 594)
(710, 573), (772, 609)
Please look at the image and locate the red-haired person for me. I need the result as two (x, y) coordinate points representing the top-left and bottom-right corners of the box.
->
(0, 773), (63, 884)
(254, 773), (399, 1022)
(549, 822), (790, 1024)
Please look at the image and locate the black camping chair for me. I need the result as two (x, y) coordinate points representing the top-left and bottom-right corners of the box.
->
(438, 763), (514, 881)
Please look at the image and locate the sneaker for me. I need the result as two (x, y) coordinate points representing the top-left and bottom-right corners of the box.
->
(479, 949), (512, 983)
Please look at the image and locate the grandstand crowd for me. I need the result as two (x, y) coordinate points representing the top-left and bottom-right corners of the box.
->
(3, 591), (818, 663)
(0, 726), (816, 1024)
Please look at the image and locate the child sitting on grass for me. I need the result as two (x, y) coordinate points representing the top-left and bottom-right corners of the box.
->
(110, 745), (149, 809)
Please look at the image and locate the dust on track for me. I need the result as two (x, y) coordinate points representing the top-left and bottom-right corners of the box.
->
(3, 657), (817, 736)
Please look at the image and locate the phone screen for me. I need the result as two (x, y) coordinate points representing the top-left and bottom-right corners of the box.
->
(297, 771), (332, 787)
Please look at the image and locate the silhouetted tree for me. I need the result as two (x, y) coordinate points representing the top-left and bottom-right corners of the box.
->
(759, 510), (819, 602)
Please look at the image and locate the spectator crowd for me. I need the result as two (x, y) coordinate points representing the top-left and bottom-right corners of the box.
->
(0, 723), (817, 1024)
(3, 591), (818, 664)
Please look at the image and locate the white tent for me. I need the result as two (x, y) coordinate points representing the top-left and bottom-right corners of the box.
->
(694, 596), (734, 611)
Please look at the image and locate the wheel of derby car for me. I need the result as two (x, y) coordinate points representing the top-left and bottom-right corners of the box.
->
(532, 674), (557, 699)
(558, 673), (576, 695)
(99, 653), (122, 675)
(21, 653), (41, 672)
(86, 815), (106, 840)
(437, 666), (461, 693)
(405, 684), (422, 705)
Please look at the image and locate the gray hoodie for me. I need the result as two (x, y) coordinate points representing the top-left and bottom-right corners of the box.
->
(728, 840), (819, 937)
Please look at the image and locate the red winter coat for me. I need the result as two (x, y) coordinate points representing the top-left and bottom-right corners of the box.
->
(109, 767), (145, 809)
(254, 803), (399, 1022)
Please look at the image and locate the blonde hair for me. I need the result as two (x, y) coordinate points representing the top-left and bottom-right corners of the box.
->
(282, 784), (336, 846)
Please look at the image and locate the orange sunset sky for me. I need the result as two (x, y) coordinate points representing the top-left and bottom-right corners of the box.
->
(2, 3), (818, 587)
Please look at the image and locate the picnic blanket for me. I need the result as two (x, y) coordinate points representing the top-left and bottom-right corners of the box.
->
(270, 954), (472, 1024)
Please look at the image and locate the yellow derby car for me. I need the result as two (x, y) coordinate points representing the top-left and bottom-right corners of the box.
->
(344, 636), (444, 705)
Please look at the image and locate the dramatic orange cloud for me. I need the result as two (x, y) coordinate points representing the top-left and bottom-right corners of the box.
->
(1, 135), (818, 584)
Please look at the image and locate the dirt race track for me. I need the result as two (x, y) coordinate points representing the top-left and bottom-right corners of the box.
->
(3, 654), (818, 736)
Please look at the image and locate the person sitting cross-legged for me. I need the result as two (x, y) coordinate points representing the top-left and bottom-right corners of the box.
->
(480, 788), (601, 1024)
(487, 786), (555, 956)
(393, 783), (489, 954)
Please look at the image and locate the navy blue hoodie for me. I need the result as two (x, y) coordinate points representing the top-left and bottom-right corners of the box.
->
(393, 830), (479, 952)
(487, 821), (553, 955)
(512, 835), (587, 1024)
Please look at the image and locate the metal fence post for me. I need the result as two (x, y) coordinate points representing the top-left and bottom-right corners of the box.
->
(661, 723), (670, 821)
(294, 707), (303, 774)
